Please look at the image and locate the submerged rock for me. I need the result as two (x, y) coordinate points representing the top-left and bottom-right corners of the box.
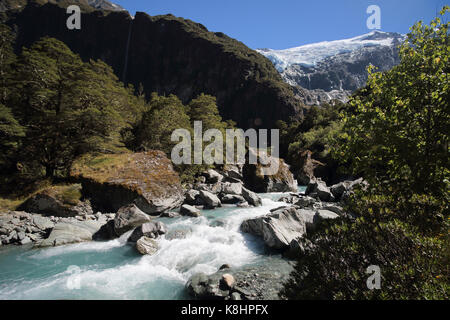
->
(136, 236), (159, 255)
(128, 221), (167, 242)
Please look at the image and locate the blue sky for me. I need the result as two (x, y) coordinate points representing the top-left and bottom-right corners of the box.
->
(113, 0), (448, 49)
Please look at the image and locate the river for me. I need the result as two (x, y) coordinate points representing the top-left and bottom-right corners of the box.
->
(0, 190), (305, 300)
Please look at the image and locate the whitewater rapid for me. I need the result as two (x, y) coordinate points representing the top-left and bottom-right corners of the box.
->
(0, 194), (288, 300)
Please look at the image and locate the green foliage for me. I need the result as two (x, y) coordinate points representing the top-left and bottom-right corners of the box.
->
(8, 37), (142, 178)
(188, 93), (227, 132)
(0, 24), (16, 104)
(0, 104), (25, 166)
(282, 8), (450, 300)
(135, 93), (191, 155)
(277, 102), (346, 179)
(335, 8), (450, 197)
(281, 203), (449, 300)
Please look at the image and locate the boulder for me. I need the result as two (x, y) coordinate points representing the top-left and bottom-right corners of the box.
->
(243, 150), (297, 193)
(240, 207), (307, 250)
(38, 219), (107, 247)
(32, 216), (55, 231)
(241, 187), (262, 207)
(18, 184), (92, 217)
(114, 204), (151, 236)
(330, 181), (352, 200)
(186, 271), (231, 299)
(180, 205), (201, 217)
(295, 150), (326, 185)
(136, 236), (159, 255)
(277, 193), (301, 204)
(195, 182), (223, 195)
(221, 274), (235, 289)
(128, 221), (167, 242)
(71, 151), (185, 215)
(330, 178), (368, 201)
(221, 183), (243, 196)
(221, 165), (243, 181)
(220, 194), (245, 204)
(284, 237), (316, 259)
(305, 179), (335, 202)
(184, 190), (201, 205)
(316, 209), (339, 221)
(294, 195), (320, 208)
(199, 190), (221, 209)
(160, 211), (180, 218)
(203, 169), (224, 184)
(322, 205), (345, 216)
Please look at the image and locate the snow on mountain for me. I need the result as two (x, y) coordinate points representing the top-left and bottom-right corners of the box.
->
(87, 0), (125, 11)
(257, 31), (406, 105)
(257, 31), (404, 72)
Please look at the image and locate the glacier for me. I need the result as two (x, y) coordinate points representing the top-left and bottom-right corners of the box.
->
(257, 31), (405, 72)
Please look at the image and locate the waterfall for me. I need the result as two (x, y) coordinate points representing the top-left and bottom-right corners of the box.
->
(122, 20), (133, 84)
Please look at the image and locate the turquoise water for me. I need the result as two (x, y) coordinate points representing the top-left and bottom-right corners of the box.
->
(0, 194), (289, 300)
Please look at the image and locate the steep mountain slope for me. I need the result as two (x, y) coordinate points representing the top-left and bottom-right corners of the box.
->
(258, 31), (405, 105)
(2, 0), (302, 129)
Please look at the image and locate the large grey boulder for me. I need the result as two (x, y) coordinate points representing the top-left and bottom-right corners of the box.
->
(136, 236), (159, 255)
(180, 204), (201, 217)
(114, 204), (151, 236)
(220, 194), (245, 204)
(295, 195), (320, 208)
(128, 221), (167, 242)
(32, 216), (55, 231)
(240, 207), (307, 249)
(199, 190), (221, 209)
(184, 190), (201, 205)
(186, 271), (231, 300)
(241, 187), (262, 207)
(330, 181), (353, 200)
(305, 179), (335, 202)
(38, 219), (106, 247)
(221, 165), (243, 181)
(221, 183), (243, 196)
(203, 169), (224, 184)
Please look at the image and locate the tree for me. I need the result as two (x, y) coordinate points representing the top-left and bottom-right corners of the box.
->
(282, 8), (450, 300)
(0, 24), (16, 104)
(11, 38), (134, 178)
(0, 104), (24, 168)
(135, 93), (191, 155)
(335, 8), (449, 197)
(187, 93), (227, 132)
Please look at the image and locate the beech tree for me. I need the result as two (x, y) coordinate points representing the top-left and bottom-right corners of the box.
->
(11, 38), (138, 178)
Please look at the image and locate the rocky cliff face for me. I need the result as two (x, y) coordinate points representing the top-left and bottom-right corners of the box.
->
(2, 0), (302, 129)
(258, 31), (404, 105)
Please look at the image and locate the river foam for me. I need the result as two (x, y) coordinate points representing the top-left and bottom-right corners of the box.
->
(0, 195), (287, 300)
